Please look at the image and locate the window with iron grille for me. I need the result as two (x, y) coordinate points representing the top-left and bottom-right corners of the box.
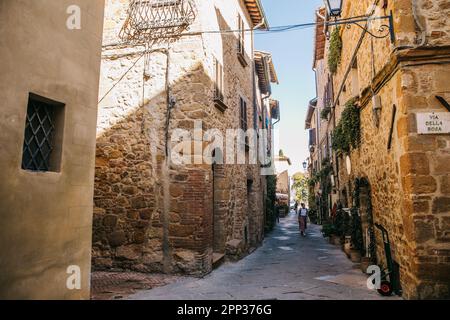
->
(22, 93), (65, 172)
(240, 97), (248, 131)
(120, 0), (197, 43)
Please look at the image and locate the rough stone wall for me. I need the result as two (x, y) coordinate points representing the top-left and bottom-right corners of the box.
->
(396, 63), (450, 298)
(276, 171), (289, 196)
(336, 73), (406, 292)
(329, 0), (450, 299)
(93, 0), (265, 275)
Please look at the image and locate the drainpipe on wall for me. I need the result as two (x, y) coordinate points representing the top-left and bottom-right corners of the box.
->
(145, 47), (172, 273)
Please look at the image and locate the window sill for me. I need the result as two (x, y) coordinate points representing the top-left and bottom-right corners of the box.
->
(237, 52), (248, 68)
(214, 98), (228, 112)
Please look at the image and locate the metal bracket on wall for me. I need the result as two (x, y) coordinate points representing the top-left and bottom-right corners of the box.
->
(326, 11), (395, 44)
(436, 95), (450, 112)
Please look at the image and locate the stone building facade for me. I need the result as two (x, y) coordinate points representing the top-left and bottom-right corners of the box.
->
(307, 1), (450, 299)
(0, 0), (105, 299)
(92, 0), (276, 275)
(275, 154), (292, 207)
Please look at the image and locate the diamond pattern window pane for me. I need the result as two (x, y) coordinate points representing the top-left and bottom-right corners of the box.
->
(22, 97), (56, 171)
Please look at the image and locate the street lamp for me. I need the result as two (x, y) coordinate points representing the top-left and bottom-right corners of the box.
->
(323, 0), (395, 43)
(324, 0), (343, 18)
(303, 161), (307, 170)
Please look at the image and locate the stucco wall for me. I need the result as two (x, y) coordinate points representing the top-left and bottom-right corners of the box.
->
(0, 0), (104, 299)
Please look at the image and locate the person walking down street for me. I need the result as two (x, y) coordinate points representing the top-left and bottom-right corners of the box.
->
(298, 203), (308, 237)
(275, 207), (280, 224)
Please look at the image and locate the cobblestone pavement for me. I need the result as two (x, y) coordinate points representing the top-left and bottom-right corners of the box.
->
(128, 212), (399, 300)
(91, 272), (180, 300)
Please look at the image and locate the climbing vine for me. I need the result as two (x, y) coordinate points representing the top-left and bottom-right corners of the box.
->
(308, 173), (319, 224)
(328, 26), (342, 74)
(308, 158), (332, 186)
(309, 158), (333, 226)
(350, 207), (364, 253)
(332, 98), (361, 154)
(265, 175), (277, 232)
(320, 106), (332, 120)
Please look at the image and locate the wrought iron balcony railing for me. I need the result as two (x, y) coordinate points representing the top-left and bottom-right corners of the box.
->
(120, 0), (197, 43)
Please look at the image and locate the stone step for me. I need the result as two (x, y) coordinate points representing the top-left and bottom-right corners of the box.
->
(212, 253), (225, 269)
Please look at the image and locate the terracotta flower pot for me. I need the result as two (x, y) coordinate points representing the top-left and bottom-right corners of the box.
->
(329, 235), (336, 244)
(344, 243), (352, 257)
(350, 249), (361, 263)
(332, 235), (341, 246)
(360, 257), (371, 273)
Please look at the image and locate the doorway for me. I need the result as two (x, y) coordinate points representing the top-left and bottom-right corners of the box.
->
(212, 149), (226, 266)
(357, 178), (377, 263)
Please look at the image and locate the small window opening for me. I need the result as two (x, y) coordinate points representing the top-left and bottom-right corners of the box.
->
(21, 93), (65, 172)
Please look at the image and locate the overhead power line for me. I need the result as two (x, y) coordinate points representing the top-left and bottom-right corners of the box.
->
(183, 22), (320, 36)
(99, 20), (330, 103)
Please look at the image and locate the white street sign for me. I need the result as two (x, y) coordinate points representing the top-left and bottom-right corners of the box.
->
(416, 112), (450, 134)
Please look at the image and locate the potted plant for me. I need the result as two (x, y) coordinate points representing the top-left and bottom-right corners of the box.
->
(347, 208), (363, 263)
(344, 235), (352, 258)
(321, 223), (335, 242)
(332, 234), (341, 246)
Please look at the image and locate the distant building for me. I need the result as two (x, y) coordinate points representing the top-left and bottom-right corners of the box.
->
(275, 152), (291, 211)
(93, 0), (278, 275)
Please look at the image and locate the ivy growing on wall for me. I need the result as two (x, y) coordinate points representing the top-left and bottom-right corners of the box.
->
(265, 175), (277, 232)
(309, 158), (333, 226)
(308, 158), (333, 186)
(320, 106), (332, 120)
(332, 99), (361, 154)
(350, 207), (364, 253)
(328, 26), (342, 74)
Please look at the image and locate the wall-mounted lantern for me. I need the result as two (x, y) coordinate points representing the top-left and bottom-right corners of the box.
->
(324, 0), (343, 18)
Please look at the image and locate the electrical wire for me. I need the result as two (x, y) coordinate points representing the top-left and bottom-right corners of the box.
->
(102, 15), (386, 48)
(198, 22), (318, 34)
(98, 52), (146, 104)
(98, 20), (324, 103)
(99, 13), (385, 105)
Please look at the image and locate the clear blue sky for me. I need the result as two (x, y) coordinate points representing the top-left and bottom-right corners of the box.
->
(255, 0), (323, 176)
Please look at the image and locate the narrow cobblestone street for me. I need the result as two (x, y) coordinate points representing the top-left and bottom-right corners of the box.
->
(128, 213), (392, 300)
